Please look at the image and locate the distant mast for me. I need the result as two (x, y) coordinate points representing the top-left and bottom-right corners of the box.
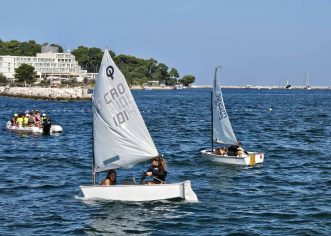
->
(304, 72), (311, 90)
(279, 76), (282, 89)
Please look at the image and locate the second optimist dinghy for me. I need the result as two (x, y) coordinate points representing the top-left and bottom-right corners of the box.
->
(201, 66), (264, 166)
(80, 50), (198, 202)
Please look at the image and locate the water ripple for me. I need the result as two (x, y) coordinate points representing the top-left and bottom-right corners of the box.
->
(0, 89), (330, 235)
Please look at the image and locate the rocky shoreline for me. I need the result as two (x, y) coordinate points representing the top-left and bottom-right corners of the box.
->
(0, 86), (91, 100)
(1, 85), (330, 100)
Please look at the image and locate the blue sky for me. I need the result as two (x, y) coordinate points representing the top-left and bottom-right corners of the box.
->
(1, 0), (330, 86)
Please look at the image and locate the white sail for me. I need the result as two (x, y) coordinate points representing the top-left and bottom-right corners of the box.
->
(93, 50), (158, 172)
(212, 67), (238, 145)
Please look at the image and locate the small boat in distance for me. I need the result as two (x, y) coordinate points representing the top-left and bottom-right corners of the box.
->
(143, 86), (153, 90)
(174, 83), (183, 90)
(304, 72), (311, 90)
(285, 80), (292, 89)
(201, 66), (264, 166)
(80, 50), (198, 202)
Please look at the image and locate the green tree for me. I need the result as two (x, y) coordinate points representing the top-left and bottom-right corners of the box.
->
(115, 54), (150, 85)
(179, 75), (195, 86)
(71, 46), (89, 69)
(0, 73), (7, 83)
(21, 40), (41, 56)
(0, 39), (63, 56)
(169, 68), (179, 80)
(50, 43), (64, 53)
(146, 58), (158, 81)
(88, 47), (104, 72)
(72, 46), (115, 72)
(14, 64), (37, 84)
(168, 68), (179, 85)
(155, 63), (171, 85)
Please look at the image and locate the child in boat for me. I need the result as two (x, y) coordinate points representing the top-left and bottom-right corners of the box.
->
(220, 146), (228, 155)
(34, 111), (41, 128)
(23, 113), (29, 127)
(237, 146), (244, 156)
(41, 113), (47, 123)
(28, 111), (36, 127)
(101, 169), (117, 185)
(214, 147), (227, 156)
(237, 142), (248, 157)
(16, 114), (24, 126)
(141, 157), (167, 184)
(214, 148), (221, 155)
(10, 114), (18, 126)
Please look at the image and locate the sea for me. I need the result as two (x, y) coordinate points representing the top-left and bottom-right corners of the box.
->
(0, 89), (330, 235)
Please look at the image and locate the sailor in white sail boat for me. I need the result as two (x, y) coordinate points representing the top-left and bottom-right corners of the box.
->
(227, 142), (247, 157)
(214, 147), (228, 156)
(140, 157), (167, 184)
(101, 169), (117, 185)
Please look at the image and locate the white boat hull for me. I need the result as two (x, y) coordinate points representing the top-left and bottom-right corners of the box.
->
(201, 149), (264, 166)
(6, 121), (63, 133)
(80, 180), (198, 202)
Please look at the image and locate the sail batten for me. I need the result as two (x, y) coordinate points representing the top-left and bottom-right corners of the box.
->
(93, 51), (158, 172)
(212, 67), (238, 145)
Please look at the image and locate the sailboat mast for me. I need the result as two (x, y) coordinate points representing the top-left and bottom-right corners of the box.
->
(92, 98), (96, 185)
(211, 90), (214, 152)
(211, 66), (219, 152)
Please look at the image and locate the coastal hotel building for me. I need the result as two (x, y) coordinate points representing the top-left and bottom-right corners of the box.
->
(0, 46), (95, 82)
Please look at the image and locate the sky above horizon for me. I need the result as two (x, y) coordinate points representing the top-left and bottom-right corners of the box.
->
(1, 0), (330, 86)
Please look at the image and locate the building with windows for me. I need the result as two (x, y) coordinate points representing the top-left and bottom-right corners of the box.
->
(0, 51), (89, 81)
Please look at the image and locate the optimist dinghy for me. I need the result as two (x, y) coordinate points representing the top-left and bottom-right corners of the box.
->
(201, 66), (264, 166)
(80, 50), (198, 202)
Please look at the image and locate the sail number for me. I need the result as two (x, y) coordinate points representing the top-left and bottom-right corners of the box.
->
(215, 94), (228, 120)
(113, 110), (129, 126)
(103, 83), (133, 126)
(104, 83), (125, 104)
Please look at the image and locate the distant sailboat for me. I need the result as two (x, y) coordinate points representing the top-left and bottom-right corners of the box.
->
(80, 50), (198, 202)
(201, 66), (264, 166)
(304, 72), (311, 90)
(285, 80), (292, 89)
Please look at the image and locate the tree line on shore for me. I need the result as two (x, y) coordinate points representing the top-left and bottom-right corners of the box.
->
(0, 39), (195, 86)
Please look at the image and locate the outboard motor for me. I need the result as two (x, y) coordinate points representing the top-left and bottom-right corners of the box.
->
(42, 117), (52, 134)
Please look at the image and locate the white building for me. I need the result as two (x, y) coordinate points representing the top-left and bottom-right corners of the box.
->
(0, 52), (88, 80)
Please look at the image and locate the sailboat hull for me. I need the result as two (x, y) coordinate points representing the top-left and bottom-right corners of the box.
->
(6, 121), (63, 133)
(201, 150), (264, 166)
(80, 180), (198, 202)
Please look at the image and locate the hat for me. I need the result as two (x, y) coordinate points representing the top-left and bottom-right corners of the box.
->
(42, 113), (47, 116)
(14, 114), (18, 116)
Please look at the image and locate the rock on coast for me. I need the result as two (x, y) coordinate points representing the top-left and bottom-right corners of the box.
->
(0, 86), (92, 100)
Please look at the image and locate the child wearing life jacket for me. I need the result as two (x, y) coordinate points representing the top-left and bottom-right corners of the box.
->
(23, 113), (29, 127)
(16, 114), (24, 126)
